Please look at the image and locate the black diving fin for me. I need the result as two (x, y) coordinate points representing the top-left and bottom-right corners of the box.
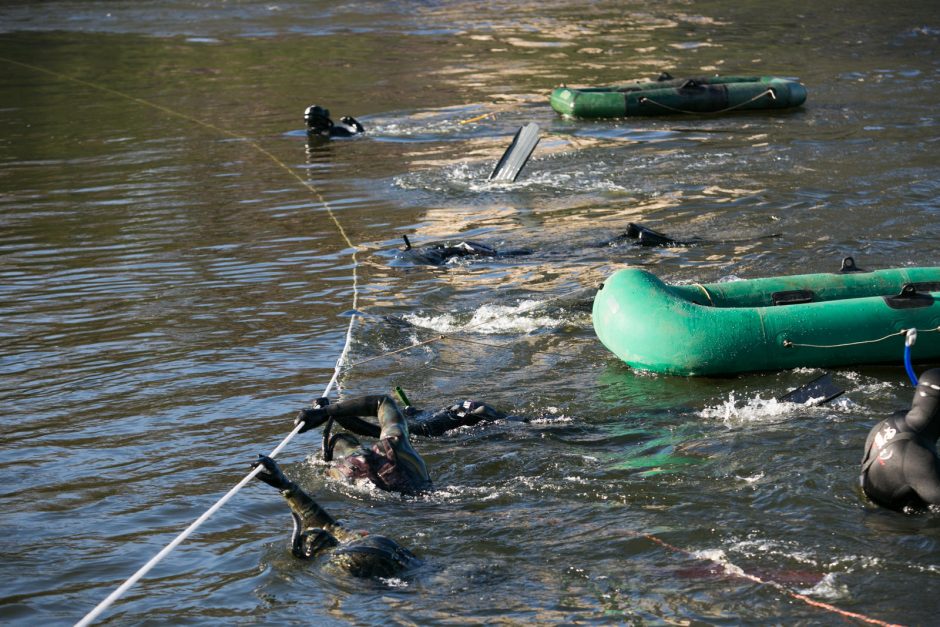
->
(778, 372), (845, 406)
(489, 123), (541, 183)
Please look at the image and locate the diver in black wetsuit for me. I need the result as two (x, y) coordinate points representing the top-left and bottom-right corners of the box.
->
(252, 455), (417, 577)
(400, 235), (531, 266)
(294, 395), (520, 494)
(595, 222), (782, 248)
(403, 398), (522, 437)
(304, 104), (364, 138)
(860, 368), (940, 512)
(598, 223), (701, 248)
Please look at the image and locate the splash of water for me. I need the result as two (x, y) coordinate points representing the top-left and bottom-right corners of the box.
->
(403, 299), (574, 335)
(699, 391), (850, 427)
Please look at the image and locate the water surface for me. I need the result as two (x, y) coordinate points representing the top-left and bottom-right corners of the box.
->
(1, 1), (939, 625)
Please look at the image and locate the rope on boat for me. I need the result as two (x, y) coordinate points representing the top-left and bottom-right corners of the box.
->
(0, 56), (362, 627)
(638, 88), (776, 115)
(783, 327), (940, 350)
(691, 282), (715, 306)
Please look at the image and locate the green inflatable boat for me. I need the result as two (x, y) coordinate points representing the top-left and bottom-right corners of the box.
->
(550, 74), (807, 118)
(592, 262), (940, 376)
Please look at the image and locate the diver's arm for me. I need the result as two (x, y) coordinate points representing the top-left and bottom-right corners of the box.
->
(327, 414), (381, 438)
(408, 409), (455, 437)
(280, 481), (363, 543)
(904, 446), (940, 505)
(327, 396), (393, 437)
(253, 455), (353, 540)
(280, 482), (338, 528)
(302, 394), (407, 439)
(295, 396), (385, 437)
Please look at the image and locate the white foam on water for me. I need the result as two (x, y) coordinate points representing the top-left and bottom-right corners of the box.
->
(699, 393), (797, 425)
(825, 553), (881, 571)
(799, 572), (848, 599)
(840, 370), (904, 401)
(394, 161), (635, 195)
(734, 472), (764, 484)
(420, 483), (505, 503)
(699, 391), (849, 427)
(464, 168), (633, 194)
(731, 537), (819, 566)
(528, 414), (573, 425)
(692, 548), (748, 578)
(403, 299), (571, 335)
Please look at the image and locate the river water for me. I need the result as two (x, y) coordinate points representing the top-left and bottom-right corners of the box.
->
(1, 1), (939, 625)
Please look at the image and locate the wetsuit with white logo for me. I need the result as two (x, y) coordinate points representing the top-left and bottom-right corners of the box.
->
(860, 368), (940, 512)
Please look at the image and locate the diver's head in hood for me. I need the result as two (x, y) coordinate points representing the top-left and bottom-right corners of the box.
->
(904, 368), (940, 441)
(331, 534), (417, 578)
(304, 105), (333, 133)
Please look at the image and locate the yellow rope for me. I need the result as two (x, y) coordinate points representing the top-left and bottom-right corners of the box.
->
(458, 112), (492, 125)
(0, 55), (359, 277)
(1, 53), (366, 400)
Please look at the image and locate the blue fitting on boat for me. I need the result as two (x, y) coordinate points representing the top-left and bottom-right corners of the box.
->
(904, 328), (919, 386)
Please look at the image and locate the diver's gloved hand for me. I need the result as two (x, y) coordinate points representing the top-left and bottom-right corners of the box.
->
(339, 116), (363, 132)
(252, 455), (291, 490)
(295, 397), (330, 433)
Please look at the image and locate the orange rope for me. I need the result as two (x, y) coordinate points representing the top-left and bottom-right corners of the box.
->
(640, 534), (904, 627)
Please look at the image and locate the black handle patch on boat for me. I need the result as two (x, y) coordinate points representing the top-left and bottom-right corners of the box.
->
(911, 281), (940, 293)
(772, 289), (815, 306)
(838, 256), (867, 273)
(884, 283), (936, 309)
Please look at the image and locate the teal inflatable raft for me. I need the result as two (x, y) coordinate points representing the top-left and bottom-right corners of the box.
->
(550, 75), (806, 118)
(592, 263), (940, 376)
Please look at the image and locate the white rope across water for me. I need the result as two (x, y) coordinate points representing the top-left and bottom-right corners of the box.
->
(74, 314), (357, 627)
(74, 218), (359, 625)
(75, 251), (358, 627)
(0, 56), (365, 627)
